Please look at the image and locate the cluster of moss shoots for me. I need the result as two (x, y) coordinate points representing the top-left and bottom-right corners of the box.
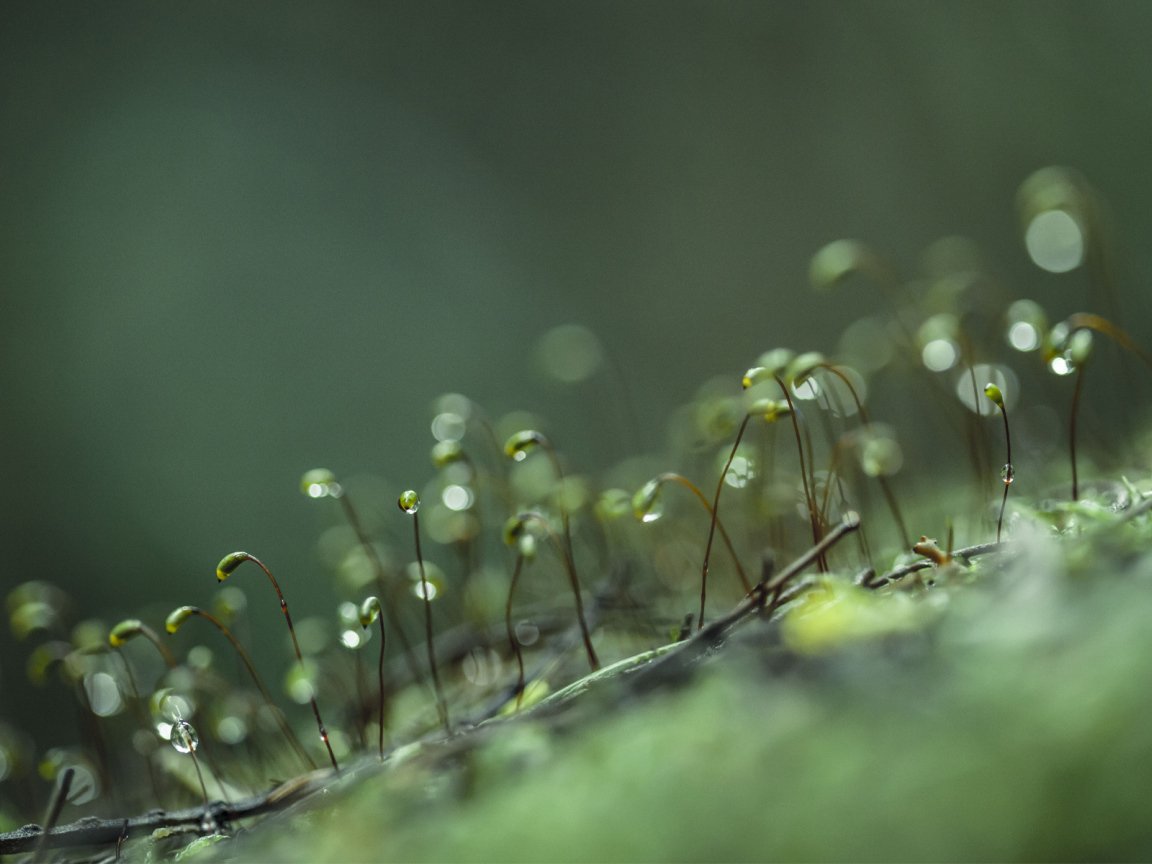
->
(5, 165), (1152, 856)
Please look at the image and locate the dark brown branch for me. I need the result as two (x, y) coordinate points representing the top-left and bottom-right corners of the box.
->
(0, 769), (334, 855)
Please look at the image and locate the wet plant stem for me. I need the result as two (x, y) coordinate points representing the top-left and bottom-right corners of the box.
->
(336, 493), (424, 687)
(412, 512), (450, 731)
(699, 414), (752, 630)
(220, 554), (339, 771)
(180, 608), (314, 771)
(504, 552), (527, 710)
(774, 376), (825, 568)
(993, 400), (1012, 543)
(657, 473), (751, 593)
(1071, 363), (1085, 502)
(519, 512), (600, 671)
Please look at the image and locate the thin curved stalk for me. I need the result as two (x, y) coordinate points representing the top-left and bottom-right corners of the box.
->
(774, 376), (824, 565)
(217, 554), (338, 771)
(335, 494), (424, 687)
(699, 415), (752, 630)
(816, 363), (910, 549)
(504, 553), (527, 711)
(412, 512), (450, 731)
(656, 473), (751, 593)
(520, 513), (599, 671)
(181, 608), (313, 771)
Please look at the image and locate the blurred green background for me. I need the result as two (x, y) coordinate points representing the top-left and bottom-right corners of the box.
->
(3, 1), (1152, 748)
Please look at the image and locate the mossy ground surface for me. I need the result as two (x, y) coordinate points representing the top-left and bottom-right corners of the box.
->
(173, 503), (1152, 862)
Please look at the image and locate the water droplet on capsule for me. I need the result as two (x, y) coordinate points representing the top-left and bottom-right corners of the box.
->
(398, 490), (420, 514)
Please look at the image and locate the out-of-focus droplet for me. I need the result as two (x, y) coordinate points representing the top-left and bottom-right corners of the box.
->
(171, 719), (199, 754)
(84, 672), (123, 717)
(722, 455), (756, 489)
(860, 437), (903, 478)
(340, 629), (361, 649)
(300, 469), (339, 499)
(217, 716), (247, 745)
(921, 338), (959, 372)
(441, 484), (474, 511)
(518, 533), (537, 561)
(1025, 210), (1084, 273)
(536, 324), (604, 384)
(839, 316), (895, 374)
(1008, 321), (1040, 352)
(284, 662), (317, 705)
(407, 562), (446, 601)
(431, 412), (467, 443)
(398, 490), (420, 514)
(187, 646), (212, 670)
(515, 620), (540, 646)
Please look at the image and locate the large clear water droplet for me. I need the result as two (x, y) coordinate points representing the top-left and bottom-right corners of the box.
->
(171, 720), (198, 754)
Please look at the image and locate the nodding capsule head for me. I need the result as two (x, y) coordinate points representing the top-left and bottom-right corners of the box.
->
(359, 596), (381, 628)
(165, 606), (197, 634)
(109, 619), (145, 647)
(785, 351), (826, 385)
(502, 514), (527, 547)
(216, 552), (250, 582)
(398, 490), (420, 514)
(504, 430), (546, 461)
(632, 479), (662, 521)
(984, 383), (1004, 408)
(747, 397), (791, 422)
(431, 440), (465, 468)
(742, 367), (768, 390)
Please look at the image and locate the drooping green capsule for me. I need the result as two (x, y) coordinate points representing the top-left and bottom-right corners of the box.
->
(504, 430), (545, 462)
(747, 398), (792, 422)
(431, 440), (465, 468)
(785, 351), (826, 385)
(593, 488), (632, 522)
(742, 366), (769, 390)
(984, 383), (1004, 408)
(632, 479), (664, 523)
(216, 552), (250, 582)
(398, 490), (420, 514)
(502, 515), (527, 547)
(109, 619), (145, 647)
(165, 606), (197, 634)
(358, 596), (381, 628)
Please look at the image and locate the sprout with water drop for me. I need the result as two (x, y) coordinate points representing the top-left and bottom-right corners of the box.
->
(358, 596), (387, 760)
(172, 716), (216, 832)
(398, 491), (449, 731)
(984, 383), (1013, 543)
(165, 605), (312, 770)
(215, 552), (338, 771)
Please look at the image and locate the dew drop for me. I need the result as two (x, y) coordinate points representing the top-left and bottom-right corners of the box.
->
(398, 490), (420, 514)
(171, 719), (198, 754)
(1001, 464), (1016, 484)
